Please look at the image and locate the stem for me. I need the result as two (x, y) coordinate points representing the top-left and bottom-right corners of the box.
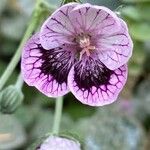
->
(0, 0), (46, 91)
(0, 19), (35, 91)
(15, 73), (24, 89)
(52, 97), (63, 135)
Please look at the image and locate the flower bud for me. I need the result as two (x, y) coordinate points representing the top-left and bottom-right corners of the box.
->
(36, 135), (81, 150)
(0, 85), (24, 113)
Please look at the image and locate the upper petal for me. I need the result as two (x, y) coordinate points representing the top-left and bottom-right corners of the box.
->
(40, 2), (79, 49)
(97, 19), (133, 70)
(70, 3), (121, 35)
(40, 3), (122, 50)
(21, 33), (76, 97)
(68, 58), (127, 106)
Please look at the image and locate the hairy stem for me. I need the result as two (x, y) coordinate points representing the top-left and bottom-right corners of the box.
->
(0, 0), (49, 91)
(52, 97), (64, 135)
(15, 73), (24, 89)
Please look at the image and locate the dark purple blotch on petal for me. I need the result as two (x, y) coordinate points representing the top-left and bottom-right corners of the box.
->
(68, 58), (127, 106)
(21, 34), (76, 97)
(39, 45), (74, 84)
(74, 58), (113, 89)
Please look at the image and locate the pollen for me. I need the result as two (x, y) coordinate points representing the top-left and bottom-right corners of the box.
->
(76, 34), (95, 59)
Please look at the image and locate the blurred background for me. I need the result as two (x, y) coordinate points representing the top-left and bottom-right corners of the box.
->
(0, 0), (150, 149)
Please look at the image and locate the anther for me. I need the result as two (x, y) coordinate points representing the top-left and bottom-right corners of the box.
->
(76, 34), (95, 59)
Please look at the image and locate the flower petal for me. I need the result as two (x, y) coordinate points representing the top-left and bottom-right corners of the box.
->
(21, 33), (76, 97)
(38, 136), (81, 150)
(68, 58), (127, 106)
(40, 2), (79, 49)
(97, 19), (133, 70)
(70, 3), (121, 35)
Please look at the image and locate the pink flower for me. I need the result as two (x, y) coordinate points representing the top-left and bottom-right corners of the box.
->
(21, 3), (133, 106)
(37, 136), (81, 150)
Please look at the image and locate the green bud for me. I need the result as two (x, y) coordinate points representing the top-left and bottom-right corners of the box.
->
(62, 0), (81, 5)
(0, 85), (24, 114)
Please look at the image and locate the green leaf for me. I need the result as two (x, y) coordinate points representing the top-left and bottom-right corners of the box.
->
(130, 23), (150, 41)
(133, 79), (150, 129)
(74, 105), (145, 150)
(0, 0), (7, 15)
(121, 6), (142, 21)
(121, 4), (150, 22)
(123, 0), (150, 3)
(30, 109), (74, 140)
(128, 42), (146, 76)
(14, 105), (38, 129)
(0, 114), (26, 149)
(0, 61), (18, 86)
(64, 93), (96, 121)
(137, 3), (150, 21)
(1, 15), (27, 40)
(83, 0), (122, 10)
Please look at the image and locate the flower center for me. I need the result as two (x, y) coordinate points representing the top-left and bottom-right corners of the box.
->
(76, 34), (95, 59)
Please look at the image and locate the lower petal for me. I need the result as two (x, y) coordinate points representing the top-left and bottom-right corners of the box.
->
(21, 33), (76, 97)
(68, 58), (127, 106)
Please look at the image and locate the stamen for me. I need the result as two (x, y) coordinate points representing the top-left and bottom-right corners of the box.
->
(76, 34), (95, 59)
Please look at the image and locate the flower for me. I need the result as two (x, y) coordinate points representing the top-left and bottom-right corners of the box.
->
(21, 3), (133, 106)
(37, 136), (81, 150)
